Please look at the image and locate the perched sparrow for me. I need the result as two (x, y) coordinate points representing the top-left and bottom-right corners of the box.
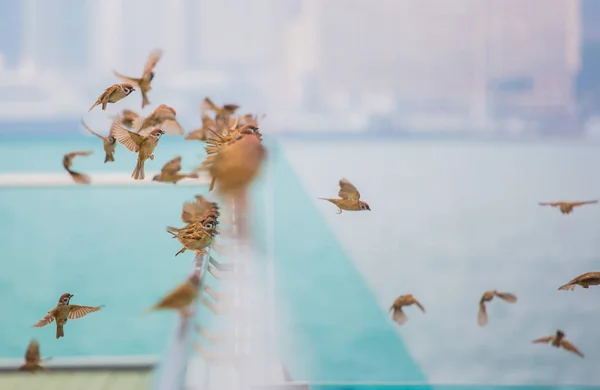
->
(558, 272), (600, 291)
(167, 208), (220, 256)
(185, 115), (216, 141)
(63, 151), (93, 184)
(32, 293), (104, 339)
(113, 49), (163, 109)
(389, 294), (425, 325)
(319, 178), (371, 214)
(533, 330), (584, 358)
(152, 156), (199, 184)
(149, 271), (201, 317)
(538, 200), (598, 214)
(180, 195), (220, 224)
(88, 83), (135, 112)
(81, 120), (116, 163)
(201, 97), (239, 122)
(19, 339), (51, 373)
(133, 104), (184, 136)
(112, 109), (140, 129)
(110, 122), (164, 180)
(477, 290), (517, 327)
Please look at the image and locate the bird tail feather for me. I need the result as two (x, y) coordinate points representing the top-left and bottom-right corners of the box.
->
(132, 159), (145, 180)
(56, 325), (64, 339)
(104, 153), (115, 163)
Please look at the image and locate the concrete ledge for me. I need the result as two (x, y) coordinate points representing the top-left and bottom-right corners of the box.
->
(0, 355), (159, 372)
(0, 172), (210, 187)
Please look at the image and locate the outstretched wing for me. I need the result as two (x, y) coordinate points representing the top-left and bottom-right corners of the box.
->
(160, 119), (185, 136)
(202, 97), (219, 115)
(538, 202), (559, 207)
(113, 71), (141, 87)
(391, 308), (408, 325)
(81, 120), (104, 140)
(477, 302), (488, 326)
(495, 292), (517, 303)
(66, 150), (93, 159)
(111, 122), (145, 152)
(161, 156), (182, 174)
(571, 200), (599, 207)
(32, 311), (55, 328)
(561, 339), (585, 358)
(532, 336), (553, 344)
(144, 49), (163, 75)
(338, 178), (360, 201)
(413, 298), (426, 313)
(67, 305), (104, 320)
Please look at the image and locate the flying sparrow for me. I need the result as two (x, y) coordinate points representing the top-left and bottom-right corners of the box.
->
(167, 210), (220, 256)
(185, 115), (216, 141)
(88, 83), (135, 112)
(113, 49), (163, 109)
(19, 339), (51, 373)
(133, 104), (184, 136)
(152, 156), (199, 184)
(533, 330), (584, 358)
(319, 178), (371, 214)
(477, 290), (517, 326)
(180, 195), (220, 224)
(149, 271), (201, 317)
(63, 151), (93, 184)
(538, 200), (598, 214)
(32, 293), (104, 339)
(110, 121), (164, 180)
(112, 109), (140, 129)
(390, 294), (425, 325)
(201, 97), (239, 122)
(81, 120), (116, 163)
(558, 272), (600, 291)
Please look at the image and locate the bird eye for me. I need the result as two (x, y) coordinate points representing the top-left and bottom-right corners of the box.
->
(205, 222), (215, 229)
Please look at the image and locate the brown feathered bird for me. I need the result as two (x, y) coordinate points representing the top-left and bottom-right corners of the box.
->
(149, 271), (201, 317)
(63, 151), (92, 184)
(533, 330), (584, 358)
(88, 83), (135, 112)
(167, 197), (220, 256)
(389, 294), (425, 325)
(558, 272), (600, 291)
(152, 156), (199, 184)
(32, 293), (104, 339)
(112, 109), (140, 129)
(477, 290), (517, 326)
(202, 97), (239, 122)
(538, 200), (598, 214)
(133, 104), (184, 136)
(81, 120), (116, 163)
(19, 339), (51, 373)
(185, 115), (216, 141)
(319, 178), (371, 214)
(110, 122), (164, 180)
(113, 49), (163, 109)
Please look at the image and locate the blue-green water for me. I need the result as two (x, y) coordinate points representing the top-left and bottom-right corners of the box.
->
(2, 134), (600, 389)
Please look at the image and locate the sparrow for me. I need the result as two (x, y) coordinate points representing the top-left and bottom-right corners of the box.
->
(538, 200), (598, 214)
(32, 293), (104, 339)
(558, 272), (600, 291)
(112, 109), (140, 129)
(88, 83), (135, 112)
(113, 48), (163, 108)
(477, 290), (517, 326)
(167, 209), (220, 256)
(132, 104), (184, 136)
(389, 294), (425, 325)
(185, 115), (216, 141)
(319, 178), (371, 214)
(81, 120), (116, 163)
(202, 97), (239, 122)
(63, 151), (93, 184)
(110, 121), (164, 180)
(180, 195), (220, 224)
(152, 156), (199, 184)
(149, 271), (201, 317)
(533, 330), (584, 358)
(19, 339), (51, 373)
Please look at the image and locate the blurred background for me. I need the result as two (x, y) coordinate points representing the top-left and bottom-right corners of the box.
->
(2, 0), (600, 389)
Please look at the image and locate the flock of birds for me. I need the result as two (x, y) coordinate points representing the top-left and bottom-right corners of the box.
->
(20, 49), (266, 372)
(16, 48), (600, 373)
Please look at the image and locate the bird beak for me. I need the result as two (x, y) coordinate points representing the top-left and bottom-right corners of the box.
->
(70, 294), (74, 298)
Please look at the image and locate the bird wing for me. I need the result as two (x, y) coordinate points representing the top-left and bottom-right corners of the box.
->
(161, 156), (182, 174)
(111, 122), (145, 152)
(152, 283), (195, 310)
(67, 305), (104, 320)
(202, 115), (215, 128)
(144, 49), (163, 74)
(338, 178), (360, 201)
(413, 298), (426, 312)
(538, 202), (559, 207)
(113, 71), (142, 87)
(66, 150), (93, 159)
(391, 308), (408, 325)
(532, 336), (554, 344)
(561, 339), (585, 358)
(477, 302), (488, 326)
(24, 339), (40, 363)
(32, 311), (55, 328)
(181, 196), (215, 223)
(570, 200), (599, 207)
(81, 120), (104, 140)
(495, 292), (517, 303)
(202, 97), (219, 114)
(160, 119), (185, 135)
